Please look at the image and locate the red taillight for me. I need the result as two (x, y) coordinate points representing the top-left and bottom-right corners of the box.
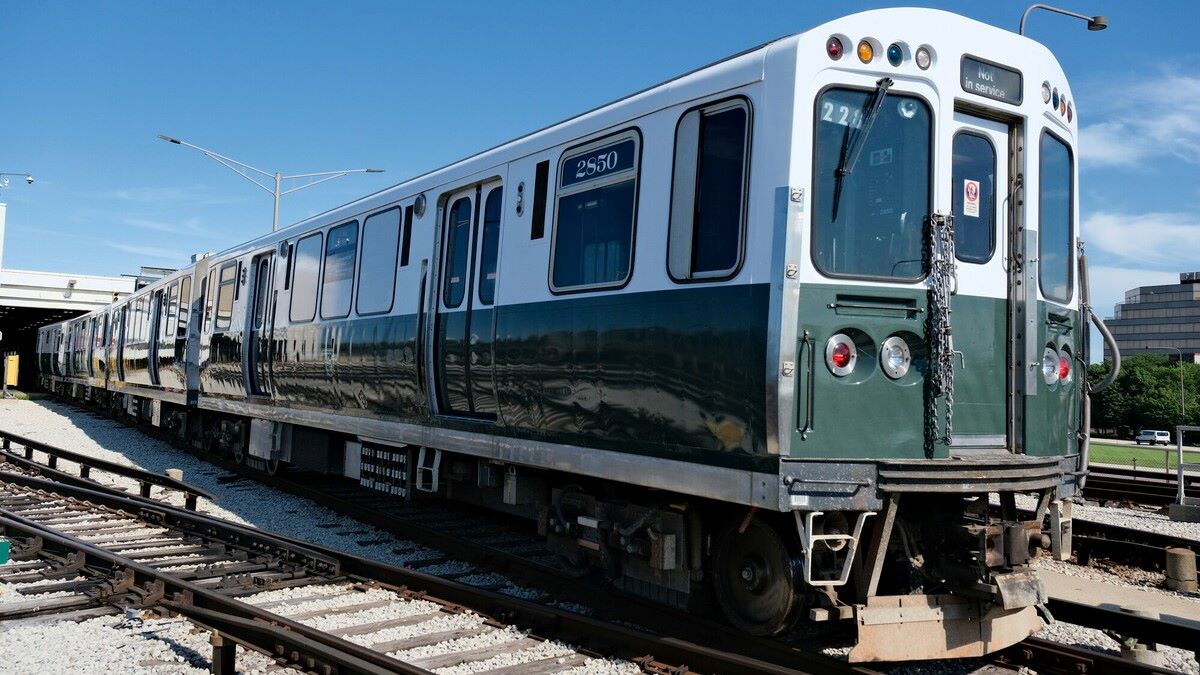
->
(832, 342), (852, 368)
(1057, 356), (1069, 380)
(826, 36), (844, 60)
(825, 333), (857, 376)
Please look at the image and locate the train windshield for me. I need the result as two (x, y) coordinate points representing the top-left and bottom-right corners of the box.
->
(812, 88), (931, 280)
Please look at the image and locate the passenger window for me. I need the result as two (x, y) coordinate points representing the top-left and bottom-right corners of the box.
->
(551, 130), (639, 291)
(951, 132), (996, 263)
(357, 208), (401, 315)
(479, 187), (503, 305)
(1039, 131), (1073, 303)
(669, 99), (750, 280)
(177, 276), (191, 338)
(289, 233), (323, 323)
(443, 197), (472, 308)
(321, 221), (359, 319)
(214, 263), (237, 331)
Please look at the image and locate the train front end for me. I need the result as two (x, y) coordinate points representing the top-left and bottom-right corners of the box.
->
(739, 9), (1089, 661)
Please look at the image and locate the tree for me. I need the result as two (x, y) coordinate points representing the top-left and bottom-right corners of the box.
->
(1088, 354), (1200, 437)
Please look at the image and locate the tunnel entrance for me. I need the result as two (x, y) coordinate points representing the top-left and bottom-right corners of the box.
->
(0, 305), (85, 391)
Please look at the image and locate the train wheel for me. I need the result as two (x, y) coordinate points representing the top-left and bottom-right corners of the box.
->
(712, 517), (802, 636)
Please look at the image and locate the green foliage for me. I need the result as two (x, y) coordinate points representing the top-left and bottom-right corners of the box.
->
(1089, 354), (1200, 437)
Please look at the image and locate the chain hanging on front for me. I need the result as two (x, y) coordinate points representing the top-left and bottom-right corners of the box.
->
(926, 212), (957, 452)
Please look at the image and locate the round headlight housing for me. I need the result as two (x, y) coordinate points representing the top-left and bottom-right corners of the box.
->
(826, 334), (857, 377)
(914, 45), (932, 70)
(1042, 346), (1060, 386)
(880, 336), (912, 379)
(1058, 347), (1073, 385)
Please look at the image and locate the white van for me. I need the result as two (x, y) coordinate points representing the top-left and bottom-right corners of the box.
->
(1134, 430), (1171, 446)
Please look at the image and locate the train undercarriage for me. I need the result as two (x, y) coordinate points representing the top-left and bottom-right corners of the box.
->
(48, 386), (1072, 663)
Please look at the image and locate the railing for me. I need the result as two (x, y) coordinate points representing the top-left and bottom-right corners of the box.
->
(1176, 425), (1200, 508)
(0, 430), (214, 510)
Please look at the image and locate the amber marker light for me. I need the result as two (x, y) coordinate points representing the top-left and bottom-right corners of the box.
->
(857, 40), (874, 63)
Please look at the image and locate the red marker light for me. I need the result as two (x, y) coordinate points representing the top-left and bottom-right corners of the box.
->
(827, 36), (844, 60)
(831, 342), (852, 369)
(1058, 355), (1071, 380)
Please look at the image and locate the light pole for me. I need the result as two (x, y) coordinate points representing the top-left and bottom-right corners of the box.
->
(0, 173), (34, 189)
(157, 135), (384, 232)
(1019, 4), (1108, 35)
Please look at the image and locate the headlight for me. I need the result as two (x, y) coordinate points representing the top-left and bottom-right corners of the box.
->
(880, 335), (912, 379)
(1042, 346), (1059, 386)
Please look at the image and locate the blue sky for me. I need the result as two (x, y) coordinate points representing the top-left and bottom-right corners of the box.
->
(2, 1), (1198, 323)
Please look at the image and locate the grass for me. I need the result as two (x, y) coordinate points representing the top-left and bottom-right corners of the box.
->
(1089, 442), (1200, 471)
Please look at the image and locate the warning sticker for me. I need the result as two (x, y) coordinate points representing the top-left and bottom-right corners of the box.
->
(963, 179), (981, 218)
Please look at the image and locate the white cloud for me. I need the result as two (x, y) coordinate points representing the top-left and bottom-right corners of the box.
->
(1082, 210), (1200, 266)
(122, 216), (210, 236)
(107, 242), (184, 263)
(1084, 264), (1180, 319)
(1079, 72), (1200, 168)
(98, 185), (246, 207)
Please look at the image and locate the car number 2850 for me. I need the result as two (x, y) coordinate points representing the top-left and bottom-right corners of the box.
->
(576, 150), (620, 179)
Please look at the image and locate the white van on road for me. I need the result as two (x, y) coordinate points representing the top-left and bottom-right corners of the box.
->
(1134, 430), (1172, 446)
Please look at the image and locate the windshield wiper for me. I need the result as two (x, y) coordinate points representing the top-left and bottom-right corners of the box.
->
(832, 77), (894, 219)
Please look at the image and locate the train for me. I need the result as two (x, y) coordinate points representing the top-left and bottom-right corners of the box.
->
(37, 8), (1119, 662)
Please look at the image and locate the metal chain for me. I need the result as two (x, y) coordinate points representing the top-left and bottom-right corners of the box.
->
(927, 212), (957, 449)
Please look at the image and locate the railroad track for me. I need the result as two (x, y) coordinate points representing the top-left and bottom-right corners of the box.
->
(1, 416), (1187, 674)
(0, 470), (802, 674)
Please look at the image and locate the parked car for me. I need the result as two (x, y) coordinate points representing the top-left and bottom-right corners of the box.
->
(1135, 430), (1171, 445)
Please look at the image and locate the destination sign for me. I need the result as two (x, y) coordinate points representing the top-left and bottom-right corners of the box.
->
(961, 56), (1022, 105)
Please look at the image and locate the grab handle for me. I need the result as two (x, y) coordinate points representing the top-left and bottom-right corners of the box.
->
(798, 330), (816, 439)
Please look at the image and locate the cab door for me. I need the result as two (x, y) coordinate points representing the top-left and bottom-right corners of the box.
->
(948, 113), (1010, 452)
(431, 180), (502, 419)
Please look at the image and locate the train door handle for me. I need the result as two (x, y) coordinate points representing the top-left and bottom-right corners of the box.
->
(798, 330), (816, 440)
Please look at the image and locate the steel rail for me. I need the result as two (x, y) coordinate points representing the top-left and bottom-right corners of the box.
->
(992, 636), (1177, 675)
(0, 512), (428, 675)
(1046, 597), (1200, 655)
(0, 470), (801, 675)
(0, 429), (214, 506)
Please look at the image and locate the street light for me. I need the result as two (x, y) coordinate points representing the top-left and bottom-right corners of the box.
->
(1019, 4), (1108, 35)
(0, 173), (34, 188)
(157, 135), (384, 232)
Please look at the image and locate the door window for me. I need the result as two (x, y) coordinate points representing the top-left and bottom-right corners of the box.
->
(443, 197), (473, 308)
(478, 187), (503, 305)
(1039, 131), (1073, 303)
(951, 132), (997, 263)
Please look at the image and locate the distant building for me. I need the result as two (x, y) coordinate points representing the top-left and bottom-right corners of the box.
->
(1105, 272), (1200, 363)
